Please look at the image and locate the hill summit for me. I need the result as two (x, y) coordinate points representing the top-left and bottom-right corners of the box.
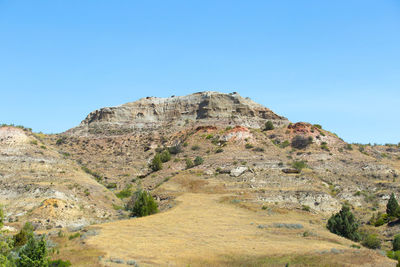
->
(67, 91), (289, 136)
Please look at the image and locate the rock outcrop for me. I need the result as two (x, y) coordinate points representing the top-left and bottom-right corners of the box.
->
(66, 91), (289, 136)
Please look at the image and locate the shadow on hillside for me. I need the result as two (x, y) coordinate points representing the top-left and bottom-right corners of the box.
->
(388, 219), (400, 227)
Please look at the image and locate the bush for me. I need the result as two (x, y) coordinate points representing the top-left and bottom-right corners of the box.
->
(215, 148), (224, 153)
(264, 121), (274, 131)
(388, 250), (400, 260)
(159, 150), (171, 163)
(313, 124), (322, 129)
(194, 156), (204, 166)
(129, 190), (158, 217)
(291, 135), (313, 149)
(18, 235), (49, 267)
(150, 154), (163, 172)
(280, 140), (290, 148)
(362, 234), (381, 249)
(49, 259), (72, 267)
(327, 205), (360, 241)
(168, 145), (182, 155)
(394, 234), (400, 251)
(291, 161), (307, 171)
(116, 187), (132, 199)
(13, 222), (34, 247)
(245, 143), (254, 149)
(387, 193), (400, 218)
(191, 145), (200, 151)
(344, 144), (353, 150)
(186, 158), (194, 169)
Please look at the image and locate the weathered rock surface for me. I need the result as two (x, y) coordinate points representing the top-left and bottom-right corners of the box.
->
(66, 91), (289, 136)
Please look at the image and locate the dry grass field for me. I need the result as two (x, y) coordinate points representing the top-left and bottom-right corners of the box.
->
(82, 192), (395, 266)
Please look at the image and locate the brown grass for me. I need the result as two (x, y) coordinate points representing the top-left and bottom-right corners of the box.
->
(84, 193), (394, 266)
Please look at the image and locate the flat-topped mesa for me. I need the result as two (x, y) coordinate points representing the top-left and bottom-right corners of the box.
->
(66, 91), (289, 136)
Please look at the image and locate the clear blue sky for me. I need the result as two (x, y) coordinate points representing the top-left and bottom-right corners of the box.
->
(1, 1), (399, 144)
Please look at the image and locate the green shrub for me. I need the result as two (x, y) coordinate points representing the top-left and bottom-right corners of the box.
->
(252, 147), (265, 152)
(18, 235), (49, 267)
(291, 161), (307, 171)
(150, 154), (163, 171)
(372, 213), (389, 227)
(387, 250), (400, 261)
(313, 124), (322, 129)
(106, 183), (117, 189)
(130, 190), (158, 217)
(116, 187), (132, 199)
(206, 134), (213, 139)
(159, 150), (171, 163)
(13, 222), (34, 247)
(291, 135), (313, 149)
(245, 143), (254, 149)
(361, 234), (381, 249)
(49, 259), (72, 267)
(68, 233), (80, 240)
(387, 193), (400, 218)
(327, 205), (360, 241)
(280, 140), (290, 148)
(215, 148), (224, 153)
(168, 145), (182, 154)
(186, 158), (194, 169)
(191, 145), (200, 151)
(264, 121), (274, 131)
(302, 205), (311, 212)
(344, 144), (353, 150)
(194, 156), (204, 166)
(393, 234), (400, 251)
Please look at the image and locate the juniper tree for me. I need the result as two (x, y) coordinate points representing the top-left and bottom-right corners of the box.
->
(387, 193), (400, 218)
(327, 205), (360, 241)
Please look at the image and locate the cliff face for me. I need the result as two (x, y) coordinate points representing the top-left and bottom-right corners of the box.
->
(67, 92), (289, 136)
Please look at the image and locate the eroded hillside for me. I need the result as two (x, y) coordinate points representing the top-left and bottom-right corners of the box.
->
(1, 92), (400, 266)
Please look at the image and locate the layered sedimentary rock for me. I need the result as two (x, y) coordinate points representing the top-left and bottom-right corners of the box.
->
(67, 91), (289, 136)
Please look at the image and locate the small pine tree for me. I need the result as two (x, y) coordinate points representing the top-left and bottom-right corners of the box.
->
(194, 156), (204, 166)
(387, 193), (400, 218)
(264, 121), (274, 131)
(14, 222), (34, 247)
(18, 235), (49, 267)
(394, 234), (400, 251)
(131, 190), (158, 217)
(185, 158), (194, 169)
(149, 154), (163, 172)
(159, 150), (171, 163)
(327, 205), (360, 241)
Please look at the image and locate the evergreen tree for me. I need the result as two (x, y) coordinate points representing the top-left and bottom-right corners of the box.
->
(387, 193), (400, 218)
(327, 205), (360, 241)
(149, 154), (163, 172)
(131, 190), (158, 217)
(159, 150), (171, 163)
(18, 235), (49, 267)
(264, 121), (274, 131)
(393, 234), (400, 251)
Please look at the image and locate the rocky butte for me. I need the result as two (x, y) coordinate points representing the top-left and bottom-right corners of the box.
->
(66, 91), (289, 136)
